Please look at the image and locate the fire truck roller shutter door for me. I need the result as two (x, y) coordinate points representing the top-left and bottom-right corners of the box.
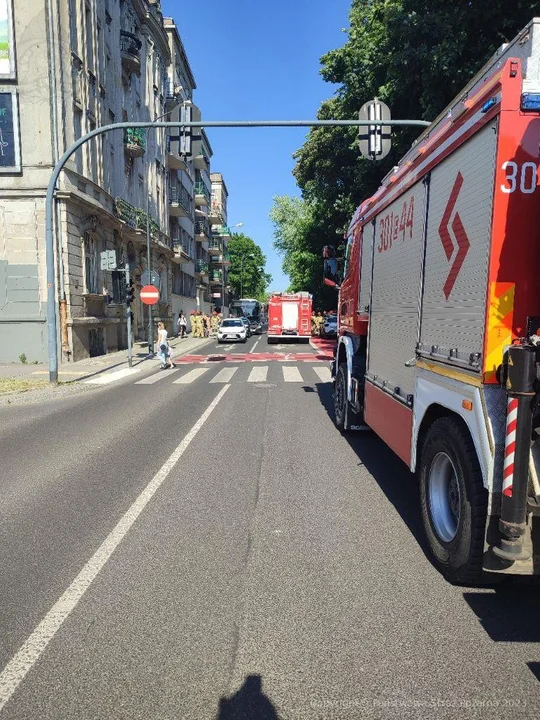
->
(366, 181), (428, 401)
(418, 120), (498, 368)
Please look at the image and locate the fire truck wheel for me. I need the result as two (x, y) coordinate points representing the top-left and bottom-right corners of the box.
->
(334, 363), (359, 432)
(419, 416), (487, 585)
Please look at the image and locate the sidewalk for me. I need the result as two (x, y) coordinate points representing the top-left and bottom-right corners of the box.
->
(0, 334), (215, 384)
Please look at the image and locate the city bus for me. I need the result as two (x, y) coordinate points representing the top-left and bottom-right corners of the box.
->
(229, 299), (266, 332)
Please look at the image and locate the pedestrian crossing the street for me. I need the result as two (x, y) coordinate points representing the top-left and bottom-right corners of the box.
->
(133, 363), (332, 387)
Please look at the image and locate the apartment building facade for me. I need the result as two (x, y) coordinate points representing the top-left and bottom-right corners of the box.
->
(0, 0), (231, 362)
(209, 172), (231, 311)
(164, 16), (214, 324)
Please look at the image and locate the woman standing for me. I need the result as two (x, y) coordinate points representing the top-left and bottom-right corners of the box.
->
(157, 322), (175, 369)
(177, 312), (187, 338)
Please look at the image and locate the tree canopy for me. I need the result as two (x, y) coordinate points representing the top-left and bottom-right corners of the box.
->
(227, 233), (271, 301)
(272, 0), (538, 298)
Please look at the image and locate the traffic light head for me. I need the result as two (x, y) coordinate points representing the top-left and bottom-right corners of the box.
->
(126, 279), (135, 304)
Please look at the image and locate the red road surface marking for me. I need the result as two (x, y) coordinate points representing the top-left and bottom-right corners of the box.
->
(172, 352), (333, 364)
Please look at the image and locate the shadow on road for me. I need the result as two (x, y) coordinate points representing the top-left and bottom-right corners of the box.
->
(528, 662), (540, 682)
(312, 381), (429, 558)
(463, 588), (540, 642)
(217, 674), (282, 719)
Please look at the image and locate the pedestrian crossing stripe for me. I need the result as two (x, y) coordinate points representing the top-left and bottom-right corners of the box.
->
(134, 364), (332, 386)
(172, 352), (332, 364)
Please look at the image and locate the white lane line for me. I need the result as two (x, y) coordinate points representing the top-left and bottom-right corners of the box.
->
(249, 337), (261, 353)
(313, 366), (332, 383)
(135, 369), (178, 384)
(173, 368), (209, 384)
(247, 365), (268, 383)
(84, 367), (141, 385)
(283, 366), (303, 382)
(210, 366), (238, 384)
(0, 385), (230, 714)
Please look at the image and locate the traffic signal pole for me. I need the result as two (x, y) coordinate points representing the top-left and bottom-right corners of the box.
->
(44, 117), (431, 383)
(125, 266), (133, 369)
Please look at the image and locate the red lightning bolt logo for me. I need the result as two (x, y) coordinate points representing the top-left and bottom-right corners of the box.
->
(438, 172), (470, 300)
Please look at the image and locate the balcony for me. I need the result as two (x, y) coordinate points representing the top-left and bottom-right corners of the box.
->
(194, 147), (210, 172)
(135, 208), (160, 238)
(195, 219), (211, 241)
(195, 260), (209, 276)
(208, 201), (222, 224)
(169, 185), (192, 217)
(115, 198), (138, 229)
(210, 251), (230, 266)
(124, 128), (145, 158)
(209, 239), (223, 254)
(209, 270), (223, 284)
(194, 181), (210, 206)
(172, 240), (190, 264)
(167, 136), (187, 171)
(120, 31), (142, 74)
(212, 225), (232, 238)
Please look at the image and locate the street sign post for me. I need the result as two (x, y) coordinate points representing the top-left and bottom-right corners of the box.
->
(124, 267), (133, 368)
(100, 249), (117, 271)
(141, 270), (160, 287)
(140, 284), (160, 306)
(358, 99), (392, 160)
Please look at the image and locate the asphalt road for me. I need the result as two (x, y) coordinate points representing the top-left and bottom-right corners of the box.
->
(0, 333), (539, 719)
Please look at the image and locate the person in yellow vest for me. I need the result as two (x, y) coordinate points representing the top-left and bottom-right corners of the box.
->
(210, 311), (219, 337)
(315, 312), (324, 336)
(311, 312), (318, 336)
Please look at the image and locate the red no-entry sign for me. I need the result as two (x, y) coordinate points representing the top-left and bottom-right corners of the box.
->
(140, 284), (160, 305)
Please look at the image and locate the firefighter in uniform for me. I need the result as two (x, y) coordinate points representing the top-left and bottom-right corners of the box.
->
(316, 312), (324, 336)
(311, 312), (318, 336)
(191, 310), (200, 338)
(210, 311), (219, 336)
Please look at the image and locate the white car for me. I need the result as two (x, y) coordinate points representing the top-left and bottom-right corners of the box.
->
(322, 315), (338, 338)
(217, 318), (247, 343)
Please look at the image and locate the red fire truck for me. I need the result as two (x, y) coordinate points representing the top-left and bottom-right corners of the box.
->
(267, 292), (312, 343)
(327, 19), (540, 583)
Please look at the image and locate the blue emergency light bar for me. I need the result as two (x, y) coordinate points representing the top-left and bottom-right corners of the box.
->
(521, 93), (540, 111)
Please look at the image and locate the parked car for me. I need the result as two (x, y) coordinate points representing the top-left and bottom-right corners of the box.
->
(248, 318), (263, 334)
(217, 319), (247, 343)
(322, 315), (338, 338)
(239, 317), (252, 338)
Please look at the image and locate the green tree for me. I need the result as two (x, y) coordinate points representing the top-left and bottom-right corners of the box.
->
(292, 0), (538, 273)
(269, 195), (339, 310)
(227, 233), (271, 300)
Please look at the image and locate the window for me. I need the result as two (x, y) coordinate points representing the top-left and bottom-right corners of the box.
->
(84, 232), (99, 294)
(172, 268), (195, 298)
(89, 119), (97, 182)
(85, 4), (94, 70)
(158, 257), (168, 302)
(73, 109), (83, 174)
(68, 0), (78, 54)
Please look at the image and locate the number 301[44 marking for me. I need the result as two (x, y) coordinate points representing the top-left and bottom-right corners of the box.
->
(500, 161), (538, 194)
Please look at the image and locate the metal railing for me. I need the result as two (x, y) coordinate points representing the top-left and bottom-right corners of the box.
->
(195, 260), (209, 275)
(120, 31), (141, 59)
(124, 128), (145, 150)
(194, 181), (211, 203)
(169, 184), (192, 214)
(195, 219), (210, 237)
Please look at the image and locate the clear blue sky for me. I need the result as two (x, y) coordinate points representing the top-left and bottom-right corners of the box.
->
(161, 0), (351, 292)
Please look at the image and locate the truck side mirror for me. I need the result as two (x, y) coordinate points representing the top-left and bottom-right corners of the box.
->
(323, 257), (340, 289)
